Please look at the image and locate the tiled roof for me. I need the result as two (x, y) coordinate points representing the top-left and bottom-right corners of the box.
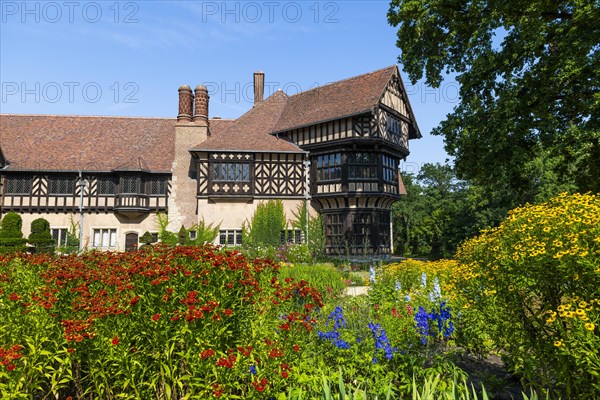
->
(0, 115), (177, 172)
(273, 65), (397, 133)
(192, 90), (304, 153)
(0, 66), (417, 171)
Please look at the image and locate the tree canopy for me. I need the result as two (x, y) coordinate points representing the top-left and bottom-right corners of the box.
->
(388, 0), (600, 204)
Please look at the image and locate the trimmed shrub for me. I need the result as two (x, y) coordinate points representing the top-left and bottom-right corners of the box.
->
(0, 212), (26, 253)
(139, 231), (156, 245)
(178, 225), (187, 245)
(28, 218), (54, 254)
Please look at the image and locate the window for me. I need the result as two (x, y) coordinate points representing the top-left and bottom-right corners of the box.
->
(5, 176), (32, 194)
(97, 177), (117, 195)
(49, 176), (76, 194)
(93, 228), (117, 248)
(316, 153), (342, 182)
(219, 229), (242, 246)
(352, 213), (372, 248)
(121, 176), (140, 194)
(213, 163), (250, 182)
(281, 229), (303, 244)
(189, 230), (197, 240)
(51, 228), (68, 246)
(386, 114), (401, 136)
(148, 177), (168, 195)
(325, 214), (344, 246)
(348, 153), (377, 180)
(382, 155), (398, 183)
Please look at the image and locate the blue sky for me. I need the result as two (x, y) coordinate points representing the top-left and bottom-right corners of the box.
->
(0, 1), (458, 169)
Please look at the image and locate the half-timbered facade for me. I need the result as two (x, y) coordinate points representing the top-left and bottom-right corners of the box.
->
(0, 65), (420, 254)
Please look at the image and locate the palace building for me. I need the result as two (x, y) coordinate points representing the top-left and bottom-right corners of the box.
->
(0, 65), (420, 254)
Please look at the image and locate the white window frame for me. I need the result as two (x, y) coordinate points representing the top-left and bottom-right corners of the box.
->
(219, 229), (242, 246)
(92, 228), (118, 249)
(51, 228), (69, 246)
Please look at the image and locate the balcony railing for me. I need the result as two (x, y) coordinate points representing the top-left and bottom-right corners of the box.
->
(114, 194), (150, 213)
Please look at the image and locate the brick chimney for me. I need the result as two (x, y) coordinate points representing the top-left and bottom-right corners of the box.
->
(253, 71), (264, 106)
(194, 85), (209, 124)
(177, 85), (193, 122)
(170, 84), (209, 231)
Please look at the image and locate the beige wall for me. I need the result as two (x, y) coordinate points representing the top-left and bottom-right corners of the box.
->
(19, 212), (159, 251)
(196, 198), (317, 243)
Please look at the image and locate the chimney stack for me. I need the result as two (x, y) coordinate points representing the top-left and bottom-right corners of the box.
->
(253, 71), (264, 106)
(177, 85), (193, 122)
(194, 85), (209, 125)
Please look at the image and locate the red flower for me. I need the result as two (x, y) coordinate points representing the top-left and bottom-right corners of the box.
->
(200, 349), (215, 359)
(9, 292), (19, 301)
(6, 364), (16, 371)
(223, 308), (233, 316)
(281, 371), (289, 379)
(111, 336), (120, 345)
(151, 313), (161, 321)
(67, 348), (75, 353)
(293, 344), (301, 352)
(130, 295), (140, 306)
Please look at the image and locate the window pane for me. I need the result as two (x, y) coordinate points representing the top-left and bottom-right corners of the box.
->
(109, 229), (117, 247)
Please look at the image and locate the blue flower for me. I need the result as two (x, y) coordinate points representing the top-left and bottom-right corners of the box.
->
(368, 322), (396, 361)
(249, 365), (257, 375)
(319, 307), (351, 350)
(395, 280), (401, 291)
(369, 266), (376, 283)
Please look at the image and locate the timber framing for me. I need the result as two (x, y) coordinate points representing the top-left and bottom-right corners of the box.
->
(0, 65), (421, 254)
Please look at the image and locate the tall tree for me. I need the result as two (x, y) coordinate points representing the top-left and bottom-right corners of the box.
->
(388, 0), (600, 204)
(393, 163), (510, 258)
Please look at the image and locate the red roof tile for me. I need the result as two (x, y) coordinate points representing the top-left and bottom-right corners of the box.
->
(273, 66), (397, 133)
(192, 90), (304, 153)
(0, 115), (176, 172)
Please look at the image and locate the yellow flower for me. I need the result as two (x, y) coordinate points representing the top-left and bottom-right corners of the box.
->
(585, 323), (595, 331)
(554, 340), (562, 347)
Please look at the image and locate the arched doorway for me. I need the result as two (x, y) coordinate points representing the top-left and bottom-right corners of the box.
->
(125, 232), (139, 251)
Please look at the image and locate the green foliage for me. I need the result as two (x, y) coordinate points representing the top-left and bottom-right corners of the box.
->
(0, 212), (26, 253)
(155, 212), (178, 246)
(279, 262), (347, 298)
(0, 212), (23, 238)
(244, 199), (287, 247)
(291, 202), (326, 258)
(451, 193), (600, 398)
(388, 0), (600, 205)
(188, 219), (220, 245)
(177, 225), (187, 245)
(57, 217), (80, 254)
(139, 231), (155, 245)
(393, 164), (508, 259)
(28, 218), (54, 254)
(285, 244), (312, 264)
